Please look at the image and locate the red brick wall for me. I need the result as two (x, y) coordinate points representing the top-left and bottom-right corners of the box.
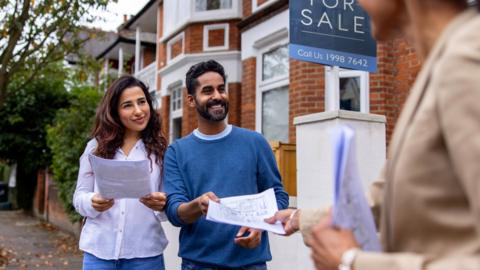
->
(289, 60), (325, 142)
(185, 24), (204, 54)
(33, 170), (46, 217)
(182, 87), (197, 137)
(241, 57), (256, 130)
(156, 3), (165, 90)
(171, 38), (183, 59)
(370, 39), (420, 145)
(143, 47), (155, 68)
(228, 21), (241, 50)
(257, 0), (270, 7)
(243, 0), (252, 17)
(184, 21), (241, 53)
(208, 28), (226, 47)
(228, 83), (242, 126)
(161, 95), (170, 140)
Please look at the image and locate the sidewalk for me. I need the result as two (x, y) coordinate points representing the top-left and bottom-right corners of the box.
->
(0, 210), (82, 269)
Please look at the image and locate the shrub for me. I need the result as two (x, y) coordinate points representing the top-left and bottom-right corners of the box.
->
(47, 86), (101, 221)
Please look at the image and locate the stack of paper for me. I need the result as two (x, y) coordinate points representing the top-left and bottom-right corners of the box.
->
(206, 188), (286, 234)
(331, 126), (381, 251)
(88, 154), (152, 199)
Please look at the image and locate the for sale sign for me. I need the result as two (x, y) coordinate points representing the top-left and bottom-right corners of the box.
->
(290, 0), (377, 72)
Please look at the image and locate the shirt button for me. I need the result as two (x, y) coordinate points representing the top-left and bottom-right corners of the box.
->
(121, 211), (124, 215)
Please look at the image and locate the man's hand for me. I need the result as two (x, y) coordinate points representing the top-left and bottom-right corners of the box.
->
(194, 191), (220, 215)
(234, 227), (262, 249)
(307, 213), (360, 270)
(177, 191), (219, 224)
(91, 194), (114, 212)
(140, 192), (167, 211)
(264, 208), (300, 236)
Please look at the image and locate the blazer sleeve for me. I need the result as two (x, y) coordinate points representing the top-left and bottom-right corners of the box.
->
(355, 251), (480, 270)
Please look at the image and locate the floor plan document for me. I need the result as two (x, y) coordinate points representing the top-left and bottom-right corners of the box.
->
(206, 188), (286, 234)
(331, 126), (382, 251)
(88, 154), (151, 199)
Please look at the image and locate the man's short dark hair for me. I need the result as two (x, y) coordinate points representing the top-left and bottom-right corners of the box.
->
(186, 60), (227, 95)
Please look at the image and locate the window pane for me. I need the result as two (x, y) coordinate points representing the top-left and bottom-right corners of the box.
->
(340, 77), (361, 112)
(195, 0), (232, 11)
(171, 87), (183, 112)
(172, 117), (182, 141)
(262, 86), (289, 142)
(262, 45), (289, 81)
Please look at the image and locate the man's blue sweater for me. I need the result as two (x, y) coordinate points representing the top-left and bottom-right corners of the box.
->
(164, 126), (289, 268)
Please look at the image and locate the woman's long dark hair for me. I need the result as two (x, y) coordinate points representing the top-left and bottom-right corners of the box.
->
(92, 75), (167, 166)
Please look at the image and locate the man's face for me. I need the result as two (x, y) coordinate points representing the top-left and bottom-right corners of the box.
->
(190, 71), (229, 122)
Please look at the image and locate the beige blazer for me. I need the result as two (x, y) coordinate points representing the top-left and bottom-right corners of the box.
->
(301, 9), (480, 270)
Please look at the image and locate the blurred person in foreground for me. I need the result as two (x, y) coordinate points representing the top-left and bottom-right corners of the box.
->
(267, 0), (480, 269)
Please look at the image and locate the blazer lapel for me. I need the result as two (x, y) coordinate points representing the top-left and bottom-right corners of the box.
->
(381, 9), (478, 251)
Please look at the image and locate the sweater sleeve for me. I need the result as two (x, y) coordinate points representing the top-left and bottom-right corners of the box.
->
(163, 144), (190, 227)
(72, 140), (101, 219)
(255, 135), (289, 210)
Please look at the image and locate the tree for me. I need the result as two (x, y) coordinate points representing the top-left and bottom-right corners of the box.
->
(0, 62), (70, 209)
(47, 86), (101, 221)
(0, 0), (111, 105)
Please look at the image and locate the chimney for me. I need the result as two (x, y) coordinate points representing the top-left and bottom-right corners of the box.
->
(123, 14), (128, 22)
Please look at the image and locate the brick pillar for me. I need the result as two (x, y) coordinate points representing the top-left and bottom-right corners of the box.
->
(182, 88), (197, 136)
(161, 95), (170, 142)
(289, 60), (325, 143)
(241, 57), (256, 130)
(34, 169), (46, 217)
(228, 82), (241, 126)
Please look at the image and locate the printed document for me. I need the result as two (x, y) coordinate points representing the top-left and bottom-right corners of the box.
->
(331, 126), (382, 251)
(88, 154), (151, 199)
(206, 188), (286, 234)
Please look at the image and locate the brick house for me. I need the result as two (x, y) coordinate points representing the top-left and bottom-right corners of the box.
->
(100, 0), (420, 147)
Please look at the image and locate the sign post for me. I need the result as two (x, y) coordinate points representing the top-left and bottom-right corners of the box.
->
(289, 0), (377, 72)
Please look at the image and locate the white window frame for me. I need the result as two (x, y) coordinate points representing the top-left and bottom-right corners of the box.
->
(166, 31), (185, 63)
(191, 0), (240, 21)
(252, 0), (278, 14)
(255, 37), (289, 135)
(149, 89), (161, 110)
(324, 66), (370, 113)
(169, 82), (183, 143)
(203, 23), (229, 51)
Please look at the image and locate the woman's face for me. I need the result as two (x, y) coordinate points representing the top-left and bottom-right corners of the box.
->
(117, 86), (151, 137)
(358, 0), (405, 41)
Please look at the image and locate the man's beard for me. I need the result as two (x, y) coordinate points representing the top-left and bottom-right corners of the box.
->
(195, 98), (229, 122)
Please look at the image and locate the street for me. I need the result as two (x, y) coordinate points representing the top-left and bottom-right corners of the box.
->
(0, 211), (82, 269)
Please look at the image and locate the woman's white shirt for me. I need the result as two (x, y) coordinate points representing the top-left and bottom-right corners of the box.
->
(73, 139), (168, 260)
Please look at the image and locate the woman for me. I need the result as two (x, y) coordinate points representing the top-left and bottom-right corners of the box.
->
(268, 1), (480, 270)
(73, 75), (169, 270)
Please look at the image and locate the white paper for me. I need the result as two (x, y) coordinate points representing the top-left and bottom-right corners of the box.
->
(206, 188), (286, 234)
(88, 154), (152, 199)
(331, 126), (382, 251)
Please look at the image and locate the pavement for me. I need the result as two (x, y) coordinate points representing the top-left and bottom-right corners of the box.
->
(0, 210), (82, 270)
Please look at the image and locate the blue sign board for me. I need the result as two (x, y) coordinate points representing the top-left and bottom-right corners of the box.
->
(289, 0), (377, 72)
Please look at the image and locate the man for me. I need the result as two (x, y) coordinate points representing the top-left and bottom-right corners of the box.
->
(164, 60), (289, 270)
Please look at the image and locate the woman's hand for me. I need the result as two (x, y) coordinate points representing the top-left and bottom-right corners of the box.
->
(91, 194), (114, 212)
(264, 208), (301, 236)
(307, 213), (360, 270)
(140, 192), (167, 211)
